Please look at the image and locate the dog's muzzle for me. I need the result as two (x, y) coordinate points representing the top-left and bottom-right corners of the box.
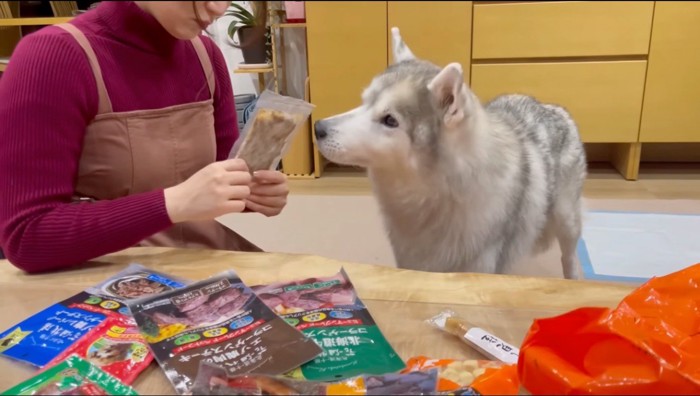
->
(314, 120), (328, 140)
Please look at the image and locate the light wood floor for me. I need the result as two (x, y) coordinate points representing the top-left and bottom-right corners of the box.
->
(288, 162), (700, 200)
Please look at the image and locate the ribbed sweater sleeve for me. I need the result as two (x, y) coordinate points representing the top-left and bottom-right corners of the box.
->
(0, 32), (173, 273)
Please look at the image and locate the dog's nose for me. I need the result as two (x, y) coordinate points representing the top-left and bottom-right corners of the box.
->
(314, 120), (328, 140)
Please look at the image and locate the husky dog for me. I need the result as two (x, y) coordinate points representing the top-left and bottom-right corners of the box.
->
(314, 28), (587, 279)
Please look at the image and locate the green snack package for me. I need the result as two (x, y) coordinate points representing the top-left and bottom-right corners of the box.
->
(1, 355), (138, 395)
(251, 268), (406, 381)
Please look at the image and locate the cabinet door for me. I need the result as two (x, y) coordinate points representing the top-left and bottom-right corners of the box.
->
(639, 2), (700, 143)
(387, 1), (472, 81)
(306, 1), (388, 120)
(471, 61), (648, 143)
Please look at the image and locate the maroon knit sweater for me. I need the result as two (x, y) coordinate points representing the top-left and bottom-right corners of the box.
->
(0, 1), (239, 273)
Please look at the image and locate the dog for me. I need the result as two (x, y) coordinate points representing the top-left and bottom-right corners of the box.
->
(314, 28), (587, 279)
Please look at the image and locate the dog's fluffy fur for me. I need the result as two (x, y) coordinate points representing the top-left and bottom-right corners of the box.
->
(314, 28), (587, 279)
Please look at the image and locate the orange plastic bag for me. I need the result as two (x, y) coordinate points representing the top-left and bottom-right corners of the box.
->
(401, 356), (520, 395)
(518, 263), (700, 395)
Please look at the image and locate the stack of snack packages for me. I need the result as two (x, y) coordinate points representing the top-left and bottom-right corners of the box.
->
(0, 264), (522, 396)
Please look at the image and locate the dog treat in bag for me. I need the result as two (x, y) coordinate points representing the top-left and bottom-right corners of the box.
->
(251, 268), (406, 381)
(1, 355), (138, 395)
(191, 361), (328, 395)
(426, 310), (519, 365)
(84, 263), (191, 306)
(43, 315), (153, 385)
(229, 89), (315, 173)
(192, 361), (439, 396)
(0, 264), (186, 367)
(401, 356), (520, 395)
(127, 270), (323, 395)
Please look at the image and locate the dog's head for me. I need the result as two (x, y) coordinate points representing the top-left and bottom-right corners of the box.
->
(314, 27), (476, 170)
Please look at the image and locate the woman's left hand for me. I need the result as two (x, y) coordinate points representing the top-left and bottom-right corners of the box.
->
(245, 170), (289, 217)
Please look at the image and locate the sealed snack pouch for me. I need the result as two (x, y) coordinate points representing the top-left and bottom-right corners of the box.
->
(229, 89), (315, 173)
(427, 310), (519, 365)
(44, 315), (154, 385)
(518, 262), (700, 395)
(192, 361), (438, 396)
(191, 361), (327, 395)
(327, 370), (439, 396)
(1, 355), (138, 395)
(401, 356), (520, 395)
(251, 268), (406, 381)
(0, 264), (187, 367)
(127, 270), (323, 395)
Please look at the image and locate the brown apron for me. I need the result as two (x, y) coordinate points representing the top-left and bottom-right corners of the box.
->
(57, 23), (261, 252)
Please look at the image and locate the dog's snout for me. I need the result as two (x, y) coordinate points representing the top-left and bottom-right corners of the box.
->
(314, 120), (328, 140)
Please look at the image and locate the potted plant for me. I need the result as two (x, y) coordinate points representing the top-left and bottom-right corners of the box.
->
(226, 1), (271, 64)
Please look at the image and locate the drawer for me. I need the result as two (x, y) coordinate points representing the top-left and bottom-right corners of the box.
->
(472, 1), (654, 59)
(470, 61), (647, 143)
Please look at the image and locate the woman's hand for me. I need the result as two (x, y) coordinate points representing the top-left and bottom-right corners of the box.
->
(164, 159), (251, 223)
(245, 170), (289, 217)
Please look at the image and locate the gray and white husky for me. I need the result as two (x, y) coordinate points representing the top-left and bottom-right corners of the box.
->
(314, 28), (587, 279)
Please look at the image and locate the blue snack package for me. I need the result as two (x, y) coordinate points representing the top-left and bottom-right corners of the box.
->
(0, 263), (189, 367)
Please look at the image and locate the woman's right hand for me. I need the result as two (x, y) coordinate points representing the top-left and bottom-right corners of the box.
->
(163, 159), (252, 223)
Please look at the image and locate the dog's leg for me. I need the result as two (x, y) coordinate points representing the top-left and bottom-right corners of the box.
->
(554, 200), (583, 280)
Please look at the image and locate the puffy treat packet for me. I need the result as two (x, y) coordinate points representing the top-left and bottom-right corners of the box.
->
(43, 315), (153, 385)
(1, 355), (138, 395)
(229, 89), (315, 173)
(400, 356), (520, 395)
(127, 270), (323, 395)
(0, 264), (187, 367)
(251, 269), (406, 381)
(426, 310), (519, 365)
(191, 361), (438, 396)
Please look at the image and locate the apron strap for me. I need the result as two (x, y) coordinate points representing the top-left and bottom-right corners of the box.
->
(190, 36), (216, 98)
(56, 23), (114, 115)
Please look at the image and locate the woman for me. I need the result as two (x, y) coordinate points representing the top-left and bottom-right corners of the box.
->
(0, 1), (288, 273)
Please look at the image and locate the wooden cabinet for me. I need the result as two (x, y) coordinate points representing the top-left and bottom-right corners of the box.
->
(471, 61), (648, 143)
(472, 1), (654, 59)
(387, 1), (472, 80)
(306, 1), (388, 176)
(639, 2), (700, 143)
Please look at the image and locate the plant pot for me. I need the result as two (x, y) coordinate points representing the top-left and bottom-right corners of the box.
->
(238, 26), (269, 64)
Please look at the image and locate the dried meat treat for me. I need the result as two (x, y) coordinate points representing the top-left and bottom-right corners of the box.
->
(43, 315), (153, 385)
(229, 90), (314, 173)
(127, 270), (323, 395)
(251, 269), (406, 381)
(426, 310), (520, 365)
(0, 355), (138, 395)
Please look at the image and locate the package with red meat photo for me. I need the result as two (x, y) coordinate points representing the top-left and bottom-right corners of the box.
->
(43, 315), (153, 385)
(127, 270), (323, 395)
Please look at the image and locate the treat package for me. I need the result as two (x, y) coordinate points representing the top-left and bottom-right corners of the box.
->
(426, 310), (519, 365)
(0, 264), (188, 367)
(518, 262), (700, 395)
(43, 315), (153, 385)
(127, 270), (323, 395)
(401, 356), (520, 395)
(191, 361), (327, 395)
(192, 361), (439, 396)
(84, 263), (191, 306)
(0, 355), (138, 395)
(327, 370), (440, 396)
(251, 268), (406, 381)
(229, 89), (315, 173)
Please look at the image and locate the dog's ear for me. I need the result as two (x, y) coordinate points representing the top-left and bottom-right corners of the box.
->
(391, 27), (415, 63)
(427, 63), (467, 128)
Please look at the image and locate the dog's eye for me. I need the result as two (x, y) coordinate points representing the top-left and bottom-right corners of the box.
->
(381, 114), (399, 128)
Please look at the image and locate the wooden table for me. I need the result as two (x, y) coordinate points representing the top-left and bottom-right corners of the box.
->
(0, 247), (636, 394)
